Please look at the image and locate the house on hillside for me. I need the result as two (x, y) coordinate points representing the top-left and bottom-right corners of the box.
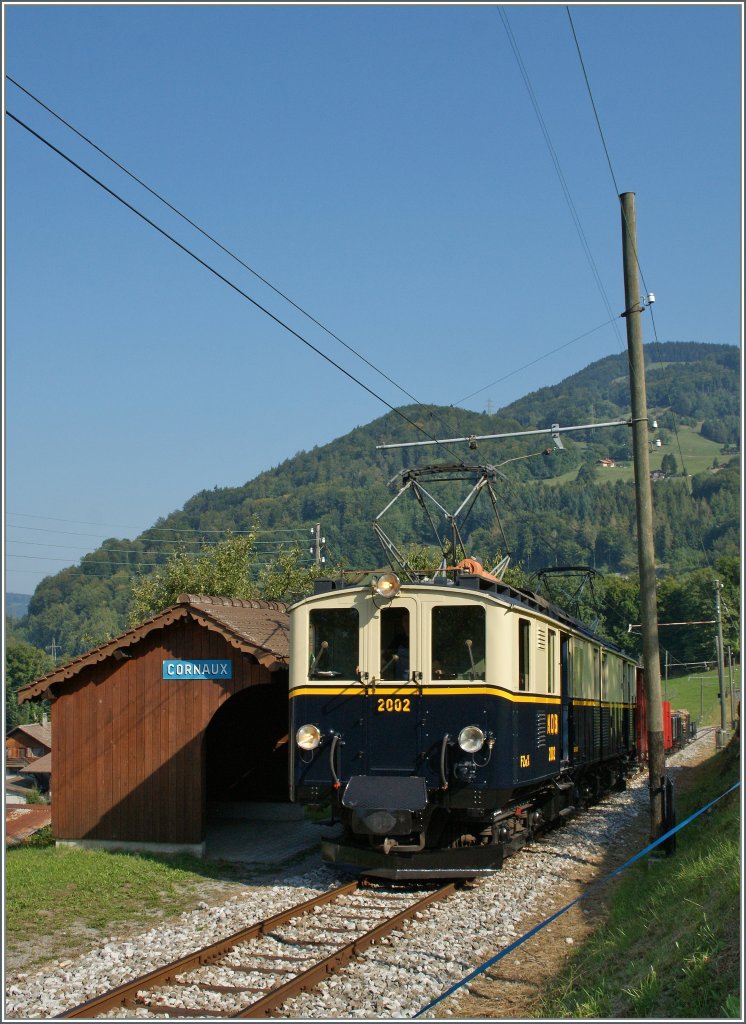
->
(5, 722), (52, 803)
(20, 752), (53, 798)
(597, 457), (616, 468)
(5, 722), (52, 770)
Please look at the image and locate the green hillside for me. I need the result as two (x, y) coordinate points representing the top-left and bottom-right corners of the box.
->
(10, 342), (741, 660)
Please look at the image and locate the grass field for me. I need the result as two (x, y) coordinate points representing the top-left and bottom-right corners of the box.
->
(535, 737), (741, 1019)
(545, 423), (733, 486)
(662, 667), (741, 728)
(4, 844), (250, 968)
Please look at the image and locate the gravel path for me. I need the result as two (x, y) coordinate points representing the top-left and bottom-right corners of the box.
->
(3, 731), (718, 1020)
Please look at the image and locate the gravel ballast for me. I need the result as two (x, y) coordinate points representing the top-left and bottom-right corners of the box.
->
(4, 734), (716, 1020)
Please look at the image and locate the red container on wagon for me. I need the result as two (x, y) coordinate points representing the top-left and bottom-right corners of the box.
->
(662, 700), (673, 751)
(636, 668), (648, 757)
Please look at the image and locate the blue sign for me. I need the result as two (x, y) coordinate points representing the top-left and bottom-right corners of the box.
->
(162, 659), (233, 680)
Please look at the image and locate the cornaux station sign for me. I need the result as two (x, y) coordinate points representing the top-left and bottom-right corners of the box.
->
(162, 660), (233, 680)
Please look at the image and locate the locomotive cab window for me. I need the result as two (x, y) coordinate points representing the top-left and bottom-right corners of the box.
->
(308, 608), (359, 679)
(432, 605), (485, 680)
(380, 607), (410, 681)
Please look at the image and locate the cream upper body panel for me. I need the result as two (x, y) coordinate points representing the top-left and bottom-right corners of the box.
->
(289, 583), (630, 700)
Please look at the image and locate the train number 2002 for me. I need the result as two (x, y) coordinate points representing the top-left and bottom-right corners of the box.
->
(377, 697), (411, 713)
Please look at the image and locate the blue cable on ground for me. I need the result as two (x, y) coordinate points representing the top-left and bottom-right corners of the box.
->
(413, 779), (740, 1018)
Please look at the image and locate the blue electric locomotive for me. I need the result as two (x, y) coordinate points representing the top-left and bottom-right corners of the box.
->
(289, 560), (638, 879)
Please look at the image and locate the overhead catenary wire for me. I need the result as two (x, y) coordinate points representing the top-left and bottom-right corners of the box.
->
(7, 65), (731, 594)
(6, 111), (469, 468)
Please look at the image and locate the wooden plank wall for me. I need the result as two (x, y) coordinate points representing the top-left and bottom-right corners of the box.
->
(51, 620), (281, 844)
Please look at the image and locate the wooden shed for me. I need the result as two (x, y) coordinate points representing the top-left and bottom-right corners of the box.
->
(17, 594), (289, 855)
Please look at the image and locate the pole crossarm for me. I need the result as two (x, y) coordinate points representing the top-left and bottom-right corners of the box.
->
(376, 419), (631, 450)
(628, 620), (716, 632)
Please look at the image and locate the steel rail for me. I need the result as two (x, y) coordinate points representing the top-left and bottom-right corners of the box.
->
(57, 880), (456, 1020)
(56, 880), (359, 1019)
(238, 882), (456, 1018)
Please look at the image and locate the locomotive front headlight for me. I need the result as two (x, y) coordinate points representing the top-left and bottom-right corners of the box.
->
(296, 724), (322, 750)
(458, 725), (486, 753)
(373, 572), (401, 599)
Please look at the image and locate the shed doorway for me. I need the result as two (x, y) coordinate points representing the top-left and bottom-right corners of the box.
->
(204, 678), (289, 806)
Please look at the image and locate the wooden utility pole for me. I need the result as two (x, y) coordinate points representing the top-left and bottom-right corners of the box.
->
(714, 580), (727, 740)
(620, 192), (665, 840)
(310, 523), (325, 568)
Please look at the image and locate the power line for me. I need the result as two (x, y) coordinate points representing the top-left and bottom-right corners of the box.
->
(453, 316), (617, 406)
(7, 539), (313, 557)
(564, 10), (721, 572)
(498, 7), (625, 354)
(7, 110), (468, 465)
(6, 523), (309, 542)
(7, 511), (311, 533)
(8, 523), (308, 541)
(8, 550), (315, 567)
(7, 554), (165, 566)
(6, 76), (460, 449)
(564, 7), (657, 320)
(6, 564), (313, 580)
(564, 9), (620, 196)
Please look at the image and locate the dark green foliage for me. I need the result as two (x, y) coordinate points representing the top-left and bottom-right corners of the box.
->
(13, 343), (740, 664)
(5, 639), (54, 729)
(701, 416), (740, 445)
(661, 452), (678, 477)
(129, 533), (324, 622)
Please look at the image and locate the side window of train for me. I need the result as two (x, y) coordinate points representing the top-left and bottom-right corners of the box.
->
(380, 607), (410, 681)
(547, 629), (557, 694)
(602, 653), (609, 699)
(308, 608), (359, 679)
(432, 606), (485, 680)
(518, 617), (531, 691)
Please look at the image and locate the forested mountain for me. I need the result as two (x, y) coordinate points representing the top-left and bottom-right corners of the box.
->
(11, 342), (740, 660)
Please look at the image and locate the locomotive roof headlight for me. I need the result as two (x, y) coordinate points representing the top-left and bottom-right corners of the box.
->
(373, 572), (401, 599)
(296, 724), (322, 750)
(458, 725), (486, 753)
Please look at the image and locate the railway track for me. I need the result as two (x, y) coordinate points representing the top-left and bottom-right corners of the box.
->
(58, 879), (456, 1019)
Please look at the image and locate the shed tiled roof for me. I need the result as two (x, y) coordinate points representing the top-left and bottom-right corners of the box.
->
(17, 595), (289, 704)
(178, 594), (289, 662)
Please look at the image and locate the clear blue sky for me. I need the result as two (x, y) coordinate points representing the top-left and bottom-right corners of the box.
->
(3, 3), (742, 596)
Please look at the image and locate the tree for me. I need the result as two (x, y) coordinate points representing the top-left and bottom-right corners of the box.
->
(5, 639), (54, 729)
(129, 531), (261, 623)
(258, 546), (324, 603)
(129, 530), (328, 621)
(661, 452), (678, 477)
